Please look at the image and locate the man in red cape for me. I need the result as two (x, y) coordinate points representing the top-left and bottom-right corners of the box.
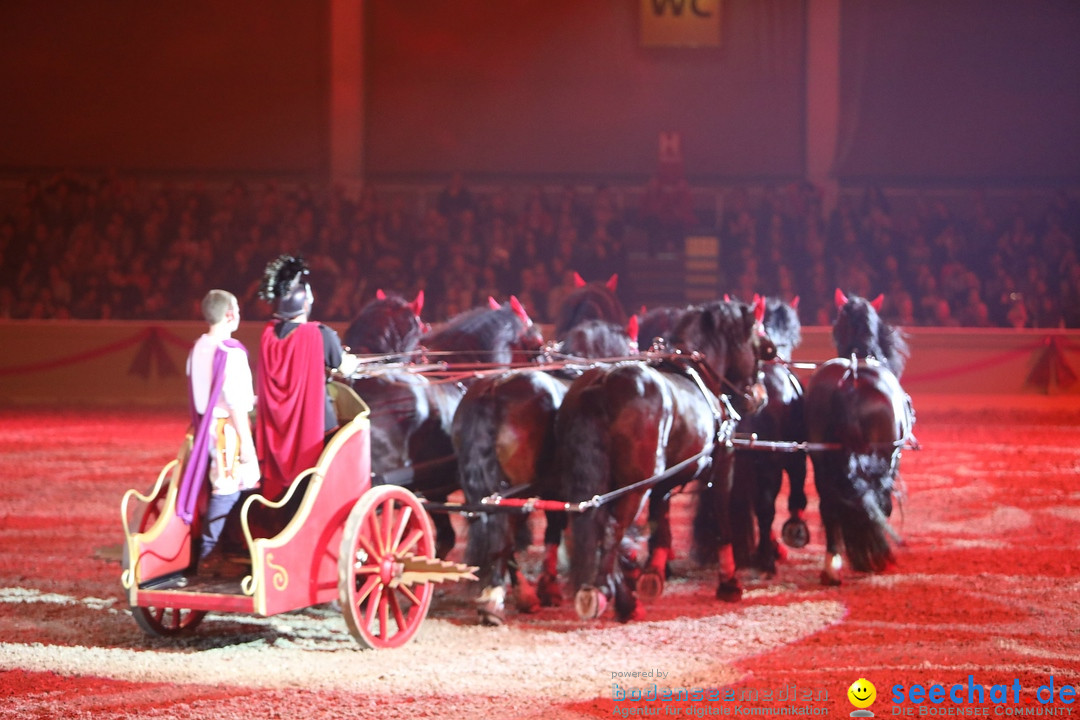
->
(255, 255), (357, 501)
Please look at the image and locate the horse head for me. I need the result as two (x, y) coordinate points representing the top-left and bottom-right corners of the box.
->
(832, 289), (909, 378)
(508, 296), (545, 362)
(554, 272), (628, 340)
(343, 290), (427, 356)
(557, 317), (639, 359)
(670, 298), (769, 418)
(638, 305), (690, 353)
(762, 296), (803, 363)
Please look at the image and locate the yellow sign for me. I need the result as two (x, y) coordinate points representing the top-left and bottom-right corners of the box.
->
(640, 0), (722, 47)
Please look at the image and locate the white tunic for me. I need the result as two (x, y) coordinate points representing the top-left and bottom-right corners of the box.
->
(186, 334), (258, 494)
(187, 334), (255, 418)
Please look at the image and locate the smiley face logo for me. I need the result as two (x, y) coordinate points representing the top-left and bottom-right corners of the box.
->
(848, 678), (877, 709)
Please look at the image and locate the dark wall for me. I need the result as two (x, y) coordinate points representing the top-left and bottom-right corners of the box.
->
(363, 0), (807, 183)
(837, 0), (1080, 183)
(0, 1), (329, 175)
(1, 2), (1076, 185)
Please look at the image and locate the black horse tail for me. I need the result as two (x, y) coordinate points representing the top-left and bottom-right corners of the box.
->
(557, 379), (612, 591)
(454, 381), (509, 587)
(836, 450), (897, 572)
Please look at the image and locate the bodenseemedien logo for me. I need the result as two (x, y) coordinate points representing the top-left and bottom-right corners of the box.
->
(849, 677), (877, 717)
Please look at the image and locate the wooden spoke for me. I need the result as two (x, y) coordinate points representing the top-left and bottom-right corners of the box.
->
(338, 485), (437, 649)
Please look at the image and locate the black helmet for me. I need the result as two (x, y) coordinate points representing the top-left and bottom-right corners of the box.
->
(258, 254), (313, 319)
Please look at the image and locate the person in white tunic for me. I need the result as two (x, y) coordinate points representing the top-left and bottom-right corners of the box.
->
(186, 289), (259, 569)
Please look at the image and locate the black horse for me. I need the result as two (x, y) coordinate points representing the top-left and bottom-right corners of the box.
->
(554, 273), (628, 340)
(555, 298), (770, 622)
(342, 290), (427, 357)
(730, 297), (809, 575)
(423, 295), (543, 367)
(637, 304), (690, 353)
(349, 298), (544, 557)
(805, 290), (914, 584)
(454, 319), (638, 624)
(451, 276), (630, 624)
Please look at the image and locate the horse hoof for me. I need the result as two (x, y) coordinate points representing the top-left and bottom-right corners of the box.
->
(716, 578), (743, 602)
(637, 569), (665, 602)
(537, 573), (563, 607)
(574, 586), (607, 620)
(781, 518), (810, 548)
(819, 570), (842, 586)
(477, 606), (506, 626)
(616, 599), (646, 623)
(514, 586), (542, 614)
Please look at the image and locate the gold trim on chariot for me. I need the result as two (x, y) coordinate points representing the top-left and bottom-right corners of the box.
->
(120, 458), (178, 590)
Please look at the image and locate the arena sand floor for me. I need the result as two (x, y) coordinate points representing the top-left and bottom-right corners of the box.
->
(1, 395), (1078, 719)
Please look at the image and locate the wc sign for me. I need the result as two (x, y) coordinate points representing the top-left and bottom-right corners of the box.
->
(640, 0), (723, 47)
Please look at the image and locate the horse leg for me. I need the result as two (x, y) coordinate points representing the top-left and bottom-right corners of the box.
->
(781, 453), (811, 549)
(537, 509), (565, 606)
(608, 496), (645, 622)
(820, 509), (844, 586)
(729, 457), (757, 569)
(754, 461), (784, 576)
(690, 483), (719, 566)
(639, 488), (672, 601)
(466, 514), (512, 625)
(708, 449), (742, 602)
(433, 508), (457, 560)
(569, 506), (604, 618)
(572, 499), (643, 622)
(812, 454), (844, 585)
(508, 514), (540, 614)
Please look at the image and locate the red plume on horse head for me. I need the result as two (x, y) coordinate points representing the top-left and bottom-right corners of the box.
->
(627, 314), (639, 345)
(509, 295), (533, 326)
(409, 290), (424, 317)
(752, 294), (766, 324)
(572, 272), (619, 292)
(835, 288), (884, 312)
(488, 296), (502, 310)
(376, 288), (387, 300)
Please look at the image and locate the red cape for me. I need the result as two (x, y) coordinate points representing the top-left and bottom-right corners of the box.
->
(256, 321), (326, 501)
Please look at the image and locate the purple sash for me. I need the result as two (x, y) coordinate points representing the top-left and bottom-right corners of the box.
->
(176, 338), (246, 524)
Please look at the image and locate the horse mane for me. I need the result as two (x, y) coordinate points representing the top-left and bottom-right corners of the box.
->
(833, 294), (909, 378)
(638, 306), (689, 351)
(424, 304), (540, 364)
(554, 281), (627, 340)
(343, 293), (424, 355)
(557, 319), (635, 359)
(762, 297), (802, 362)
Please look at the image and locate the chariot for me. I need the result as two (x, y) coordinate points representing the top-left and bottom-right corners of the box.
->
(120, 385), (477, 649)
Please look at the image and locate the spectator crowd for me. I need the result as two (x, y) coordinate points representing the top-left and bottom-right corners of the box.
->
(1, 171), (1078, 330)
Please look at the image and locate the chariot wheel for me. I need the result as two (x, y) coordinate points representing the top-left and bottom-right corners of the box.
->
(123, 500), (207, 637)
(131, 605), (207, 636)
(338, 485), (437, 649)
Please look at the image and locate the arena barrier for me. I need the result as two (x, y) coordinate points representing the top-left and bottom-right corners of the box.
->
(0, 321), (1077, 406)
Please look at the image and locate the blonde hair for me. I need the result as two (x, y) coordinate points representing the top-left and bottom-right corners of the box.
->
(202, 289), (237, 325)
